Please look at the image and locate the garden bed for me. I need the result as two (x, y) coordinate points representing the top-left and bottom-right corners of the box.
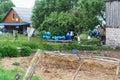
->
(1, 50), (120, 80)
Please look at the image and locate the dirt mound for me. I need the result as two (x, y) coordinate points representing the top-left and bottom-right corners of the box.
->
(1, 51), (120, 80)
(42, 52), (117, 74)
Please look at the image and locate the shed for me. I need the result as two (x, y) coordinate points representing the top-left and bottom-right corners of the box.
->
(105, 0), (120, 46)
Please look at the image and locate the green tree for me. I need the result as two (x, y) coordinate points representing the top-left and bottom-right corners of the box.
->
(40, 12), (79, 36)
(0, 0), (14, 22)
(32, 0), (78, 29)
(77, 0), (105, 30)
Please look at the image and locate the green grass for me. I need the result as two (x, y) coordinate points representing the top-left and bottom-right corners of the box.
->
(0, 33), (114, 51)
(0, 67), (41, 80)
(0, 34), (42, 79)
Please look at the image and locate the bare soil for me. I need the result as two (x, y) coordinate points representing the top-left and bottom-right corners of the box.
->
(1, 50), (120, 80)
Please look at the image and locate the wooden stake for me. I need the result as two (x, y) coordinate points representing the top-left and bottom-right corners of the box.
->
(72, 63), (84, 80)
(115, 60), (120, 80)
(23, 49), (43, 80)
(14, 72), (21, 80)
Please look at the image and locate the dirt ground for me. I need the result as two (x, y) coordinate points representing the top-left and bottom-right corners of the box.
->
(1, 50), (120, 80)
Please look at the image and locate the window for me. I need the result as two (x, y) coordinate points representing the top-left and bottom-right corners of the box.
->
(12, 13), (15, 20)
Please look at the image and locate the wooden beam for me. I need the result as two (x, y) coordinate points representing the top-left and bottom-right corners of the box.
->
(23, 49), (43, 80)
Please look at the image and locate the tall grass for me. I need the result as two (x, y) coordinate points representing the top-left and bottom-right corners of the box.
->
(0, 34), (39, 49)
(0, 67), (41, 80)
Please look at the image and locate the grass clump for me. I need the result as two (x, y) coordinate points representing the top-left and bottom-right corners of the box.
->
(12, 62), (20, 66)
(93, 50), (101, 55)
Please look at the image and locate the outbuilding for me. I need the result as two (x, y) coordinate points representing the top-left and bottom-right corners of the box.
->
(105, 0), (120, 46)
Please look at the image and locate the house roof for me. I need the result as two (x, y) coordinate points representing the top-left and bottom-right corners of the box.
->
(4, 7), (32, 23)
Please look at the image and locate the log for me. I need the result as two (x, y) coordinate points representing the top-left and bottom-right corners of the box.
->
(23, 49), (43, 80)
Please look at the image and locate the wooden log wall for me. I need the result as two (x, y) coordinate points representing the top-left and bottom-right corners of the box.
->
(106, 1), (120, 28)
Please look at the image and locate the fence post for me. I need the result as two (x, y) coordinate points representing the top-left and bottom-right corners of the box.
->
(115, 59), (120, 80)
(23, 49), (43, 80)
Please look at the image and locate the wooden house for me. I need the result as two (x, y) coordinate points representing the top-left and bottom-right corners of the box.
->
(0, 7), (32, 34)
(105, 0), (120, 46)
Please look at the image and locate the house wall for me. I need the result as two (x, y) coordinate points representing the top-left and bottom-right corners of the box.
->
(106, 28), (120, 46)
(106, 1), (120, 46)
(4, 9), (22, 23)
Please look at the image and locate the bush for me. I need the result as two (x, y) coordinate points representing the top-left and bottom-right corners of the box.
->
(98, 46), (112, 50)
(20, 47), (32, 57)
(20, 41), (39, 49)
(0, 45), (19, 57)
(0, 53), (2, 59)
(115, 46), (120, 50)
(41, 43), (54, 50)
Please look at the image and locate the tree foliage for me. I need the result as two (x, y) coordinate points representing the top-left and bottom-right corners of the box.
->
(0, 0), (14, 22)
(77, 0), (105, 30)
(40, 12), (79, 36)
(32, 0), (78, 29)
(32, 0), (105, 34)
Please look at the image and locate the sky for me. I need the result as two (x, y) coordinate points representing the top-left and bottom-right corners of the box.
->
(12, 0), (35, 8)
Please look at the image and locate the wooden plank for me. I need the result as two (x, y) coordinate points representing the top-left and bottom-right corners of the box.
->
(115, 60), (120, 80)
(106, 1), (120, 27)
(23, 49), (43, 80)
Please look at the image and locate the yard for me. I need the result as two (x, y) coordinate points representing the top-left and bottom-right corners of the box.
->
(1, 50), (120, 80)
(0, 33), (120, 80)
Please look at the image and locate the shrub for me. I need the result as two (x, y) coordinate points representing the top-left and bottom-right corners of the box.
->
(20, 47), (32, 57)
(98, 46), (113, 50)
(0, 53), (2, 59)
(0, 45), (19, 57)
(41, 43), (54, 50)
(21, 42), (39, 49)
(115, 46), (120, 50)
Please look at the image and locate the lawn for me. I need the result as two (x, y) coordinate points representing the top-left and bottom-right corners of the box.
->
(0, 33), (116, 80)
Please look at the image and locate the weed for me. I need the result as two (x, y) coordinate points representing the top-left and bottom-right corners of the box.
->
(13, 62), (20, 66)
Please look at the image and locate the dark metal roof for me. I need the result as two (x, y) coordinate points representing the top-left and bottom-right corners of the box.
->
(0, 22), (30, 26)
